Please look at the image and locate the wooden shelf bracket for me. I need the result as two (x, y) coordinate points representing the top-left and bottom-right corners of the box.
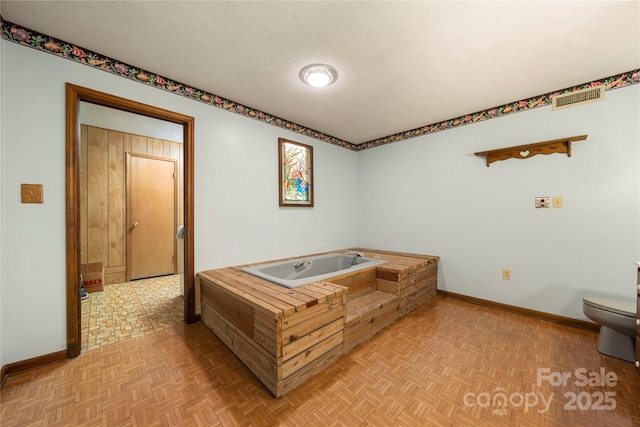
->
(474, 134), (588, 167)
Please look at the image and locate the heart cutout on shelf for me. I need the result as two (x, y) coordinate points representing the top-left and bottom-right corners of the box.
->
(520, 150), (530, 157)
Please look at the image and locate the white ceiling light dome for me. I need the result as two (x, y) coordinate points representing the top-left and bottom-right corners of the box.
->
(300, 64), (337, 88)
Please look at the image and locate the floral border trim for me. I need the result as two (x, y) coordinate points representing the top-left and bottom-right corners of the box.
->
(356, 69), (640, 151)
(0, 18), (356, 151)
(2, 17), (639, 152)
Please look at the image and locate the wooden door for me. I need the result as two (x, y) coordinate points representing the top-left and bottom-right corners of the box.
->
(126, 153), (177, 281)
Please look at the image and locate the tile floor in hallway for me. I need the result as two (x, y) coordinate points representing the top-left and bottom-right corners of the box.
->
(2, 295), (640, 426)
(81, 274), (184, 351)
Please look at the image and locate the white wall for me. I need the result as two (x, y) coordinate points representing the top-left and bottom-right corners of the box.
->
(0, 40), (358, 363)
(357, 86), (640, 320)
(2, 36), (639, 366)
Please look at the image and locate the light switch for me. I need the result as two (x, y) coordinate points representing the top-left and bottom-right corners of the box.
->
(21, 184), (43, 204)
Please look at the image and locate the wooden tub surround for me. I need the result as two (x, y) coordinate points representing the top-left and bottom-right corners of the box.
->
(197, 249), (439, 397)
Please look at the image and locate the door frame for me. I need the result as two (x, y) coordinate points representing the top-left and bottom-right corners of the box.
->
(66, 83), (196, 358)
(125, 153), (178, 281)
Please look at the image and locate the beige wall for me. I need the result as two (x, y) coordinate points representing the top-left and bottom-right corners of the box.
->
(80, 125), (184, 284)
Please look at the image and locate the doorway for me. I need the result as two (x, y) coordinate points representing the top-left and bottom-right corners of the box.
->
(66, 84), (196, 359)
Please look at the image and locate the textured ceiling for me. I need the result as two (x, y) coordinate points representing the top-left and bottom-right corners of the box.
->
(2, 1), (639, 144)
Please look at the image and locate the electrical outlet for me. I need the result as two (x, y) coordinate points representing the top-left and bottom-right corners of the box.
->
(535, 197), (551, 208)
(502, 269), (511, 280)
(553, 197), (563, 208)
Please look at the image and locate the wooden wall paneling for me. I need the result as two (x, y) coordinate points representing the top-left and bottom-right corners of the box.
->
(169, 141), (184, 272)
(123, 132), (132, 154)
(80, 125), (88, 265)
(108, 130), (125, 269)
(178, 143), (184, 229)
(131, 134), (147, 155)
(87, 127), (109, 264)
(163, 140), (172, 158)
(151, 138), (163, 157)
(81, 125), (184, 284)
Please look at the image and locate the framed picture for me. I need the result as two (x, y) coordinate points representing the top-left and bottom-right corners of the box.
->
(278, 138), (314, 207)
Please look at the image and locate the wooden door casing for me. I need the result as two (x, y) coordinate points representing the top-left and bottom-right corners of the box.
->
(67, 83), (196, 360)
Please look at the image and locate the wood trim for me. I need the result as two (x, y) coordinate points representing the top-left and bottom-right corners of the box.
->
(66, 84), (197, 359)
(278, 138), (314, 207)
(474, 134), (588, 167)
(66, 85), (82, 358)
(350, 248), (440, 261)
(0, 350), (67, 389)
(1, 365), (8, 389)
(183, 109), (196, 322)
(437, 289), (600, 332)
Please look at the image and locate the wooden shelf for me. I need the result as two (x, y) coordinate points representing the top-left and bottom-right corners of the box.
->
(474, 135), (588, 167)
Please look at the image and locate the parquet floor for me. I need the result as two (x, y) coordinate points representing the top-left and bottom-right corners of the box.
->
(81, 275), (183, 351)
(2, 296), (639, 426)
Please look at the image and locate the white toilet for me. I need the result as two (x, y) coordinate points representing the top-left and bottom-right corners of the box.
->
(582, 297), (636, 362)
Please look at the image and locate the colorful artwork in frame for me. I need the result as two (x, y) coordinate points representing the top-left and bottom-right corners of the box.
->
(278, 138), (314, 207)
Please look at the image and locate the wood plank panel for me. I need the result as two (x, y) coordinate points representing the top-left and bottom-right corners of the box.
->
(108, 130), (125, 268)
(123, 132), (132, 154)
(344, 304), (400, 352)
(281, 331), (343, 378)
(282, 318), (343, 361)
(150, 138), (164, 157)
(201, 303), (278, 395)
(253, 313), (279, 356)
(208, 270), (302, 314)
(163, 140), (172, 158)
(86, 126), (109, 264)
(281, 296), (344, 330)
(302, 281), (348, 303)
(178, 143), (184, 229)
(280, 342), (343, 395)
(104, 266), (127, 285)
(345, 291), (399, 325)
(282, 306), (343, 347)
(130, 134), (147, 155)
(376, 278), (399, 295)
(399, 275), (437, 299)
(202, 302), (278, 369)
(198, 271), (283, 317)
(222, 269), (315, 309)
(201, 280), (254, 338)
(328, 268), (377, 301)
(197, 249), (437, 397)
(81, 126), (183, 276)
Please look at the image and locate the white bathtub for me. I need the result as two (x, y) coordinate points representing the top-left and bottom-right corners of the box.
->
(241, 252), (387, 288)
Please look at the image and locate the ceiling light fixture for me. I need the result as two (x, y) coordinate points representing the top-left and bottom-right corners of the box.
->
(300, 64), (337, 88)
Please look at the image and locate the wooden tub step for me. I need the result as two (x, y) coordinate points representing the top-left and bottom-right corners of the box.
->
(344, 291), (400, 351)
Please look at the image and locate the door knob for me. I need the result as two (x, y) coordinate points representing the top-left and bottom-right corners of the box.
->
(132, 221), (139, 228)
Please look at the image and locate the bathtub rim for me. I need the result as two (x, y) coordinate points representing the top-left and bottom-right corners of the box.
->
(240, 252), (388, 288)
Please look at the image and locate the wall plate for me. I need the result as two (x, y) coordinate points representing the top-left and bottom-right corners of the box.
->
(21, 184), (43, 204)
(535, 197), (550, 208)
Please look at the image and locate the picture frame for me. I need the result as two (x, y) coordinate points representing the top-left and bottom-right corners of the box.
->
(278, 138), (314, 207)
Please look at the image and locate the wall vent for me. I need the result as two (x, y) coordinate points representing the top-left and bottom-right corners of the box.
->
(552, 86), (605, 110)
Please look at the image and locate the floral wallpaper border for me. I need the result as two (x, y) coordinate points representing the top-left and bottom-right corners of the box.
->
(358, 69), (640, 151)
(2, 17), (639, 152)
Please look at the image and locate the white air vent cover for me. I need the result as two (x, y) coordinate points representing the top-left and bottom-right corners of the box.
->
(552, 86), (605, 110)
